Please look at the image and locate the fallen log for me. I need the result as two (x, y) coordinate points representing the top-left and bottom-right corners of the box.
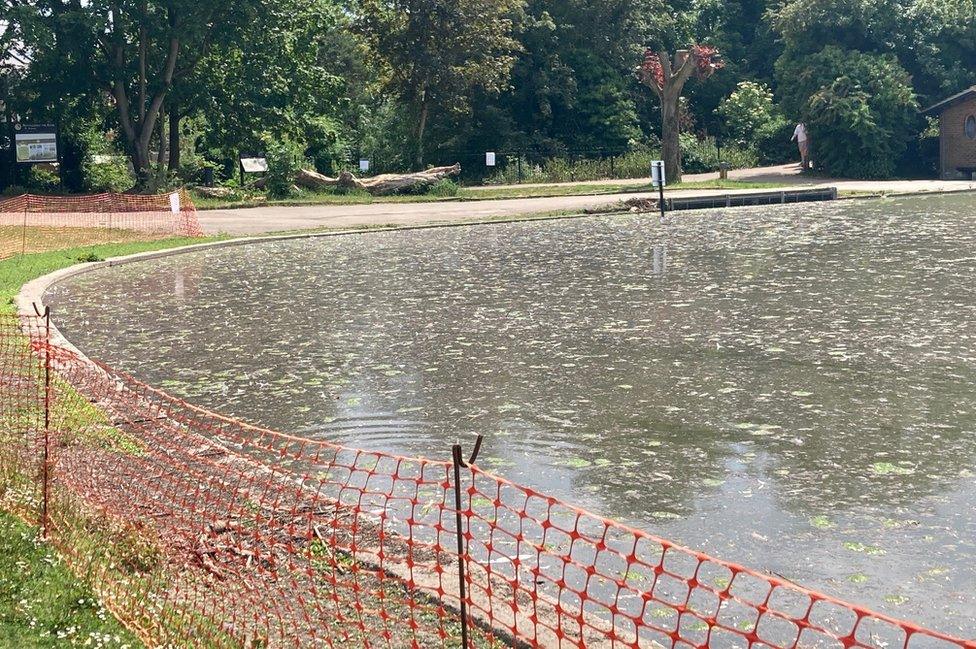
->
(193, 186), (236, 199)
(294, 164), (461, 196)
(294, 168), (346, 190)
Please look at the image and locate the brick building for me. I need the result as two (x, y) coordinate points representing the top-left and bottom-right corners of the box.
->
(923, 86), (976, 180)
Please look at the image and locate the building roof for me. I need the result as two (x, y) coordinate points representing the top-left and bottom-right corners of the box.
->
(922, 86), (976, 115)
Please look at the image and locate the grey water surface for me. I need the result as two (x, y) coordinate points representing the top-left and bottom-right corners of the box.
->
(48, 194), (976, 636)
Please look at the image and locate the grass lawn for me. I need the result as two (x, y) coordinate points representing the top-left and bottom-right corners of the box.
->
(0, 511), (139, 648)
(191, 178), (790, 210)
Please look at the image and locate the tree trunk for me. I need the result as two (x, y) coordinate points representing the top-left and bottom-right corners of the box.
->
(156, 110), (168, 166)
(415, 97), (429, 171)
(108, 21), (181, 188)
(641, 49), (702, 186)
(168, 111), (181, 171)
(131, 144), (152, 186)
(661, 90), (683, 184)
(286, 164), (461, 195)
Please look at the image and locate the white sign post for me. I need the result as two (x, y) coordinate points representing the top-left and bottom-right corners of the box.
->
(359, 159), (370, 173)
(239, 156), (268, 186)
(486, 152), (497, 167)
(651, 160), (667, 219)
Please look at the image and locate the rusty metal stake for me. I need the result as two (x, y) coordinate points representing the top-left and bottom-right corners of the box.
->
(451, 434), (484, 649)
(33, 303), (51, 539)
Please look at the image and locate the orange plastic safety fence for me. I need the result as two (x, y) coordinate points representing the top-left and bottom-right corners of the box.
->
(0, 314), (973, 649)
(0, 191), (203, 259)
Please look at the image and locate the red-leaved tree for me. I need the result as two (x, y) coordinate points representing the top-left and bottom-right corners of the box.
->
(640, 46), (724, 183)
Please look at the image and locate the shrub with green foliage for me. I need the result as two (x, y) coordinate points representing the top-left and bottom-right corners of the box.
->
(717, 82), (795, 165)
(84, 158), (134, 193)
(427, 179), (460, 197)
(717, 82), (779, 143)
(776, 46), (919, 178)
(25, 166), (62, 193)
(305, 116), (350, 176)
(752, 118), (797, 165)
(485, 146), (662, 185)
(680, 134), (758, 174)
(264, 137), (308, 199)
(59, 118), (135, 193)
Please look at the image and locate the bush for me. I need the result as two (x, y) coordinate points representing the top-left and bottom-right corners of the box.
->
(25, 166), (61, 193)
(484, 146), (662, 185)
(304, 116), (350, 176)
(777, 46), (919, 179)
(264, 137), (307, 199)
(717, 82), (796, 165)
(138, 166), (182, 194)
(753, 118), (797, 165)
(427, 179), (460, 197)
(60, 118), (135, 193)
(717, 82), (779, 143)
(84, 157), (134, 193)
(680, 134), (758, 174)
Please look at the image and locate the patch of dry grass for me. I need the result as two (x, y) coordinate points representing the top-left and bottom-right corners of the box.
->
(0, 226), (176, 261)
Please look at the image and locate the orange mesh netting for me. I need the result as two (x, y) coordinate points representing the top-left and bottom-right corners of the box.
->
(0, 191), (203, 259)
(1, 314), (973, 649)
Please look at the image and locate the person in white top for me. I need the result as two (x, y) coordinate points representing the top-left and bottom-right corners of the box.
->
(791, 123), (810, 170)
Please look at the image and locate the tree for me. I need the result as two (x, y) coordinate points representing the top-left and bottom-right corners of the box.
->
(487, 0), (646, 157)
(190, 0), (343, 169)
(98, 1), (260, 185)
(639, 45), (723, 182)
(2, 0), (267, 186)
(770, 0), (976, 107)
(776, 46), (918, 178)
(358, 0), (525, 169)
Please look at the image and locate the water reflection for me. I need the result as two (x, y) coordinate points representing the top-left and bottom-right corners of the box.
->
(652, 243), (668, 276)
(48, 194), (976, 635)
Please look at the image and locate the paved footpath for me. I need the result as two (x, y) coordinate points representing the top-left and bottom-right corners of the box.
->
(200, 164), (976, 236)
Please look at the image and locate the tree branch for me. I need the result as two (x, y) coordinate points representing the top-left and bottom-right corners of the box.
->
(672, 49), (698, 88)
(138, 34), (180, 151)
(139, 13), (147, 124)
(657, 50), (673, 81)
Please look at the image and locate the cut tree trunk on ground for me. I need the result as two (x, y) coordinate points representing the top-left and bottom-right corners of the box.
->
(293, 164), (461, 196)
(194, 186), (236, 199)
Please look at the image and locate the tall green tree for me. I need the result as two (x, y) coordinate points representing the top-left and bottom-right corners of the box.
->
(190, 1), (343, 167)
(491, 0), (647, 156)
(771, 0), (976, 106)
(775, 45), (918, 178)
(3, 0), (268, 185)
(357, 0), (525, 169)
(768, 0), (970, 176)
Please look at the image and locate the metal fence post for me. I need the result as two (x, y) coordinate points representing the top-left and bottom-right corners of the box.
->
(450, 434), (484, 649)
(33, 303), (51, 539)
(21, 197), (28, 258)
